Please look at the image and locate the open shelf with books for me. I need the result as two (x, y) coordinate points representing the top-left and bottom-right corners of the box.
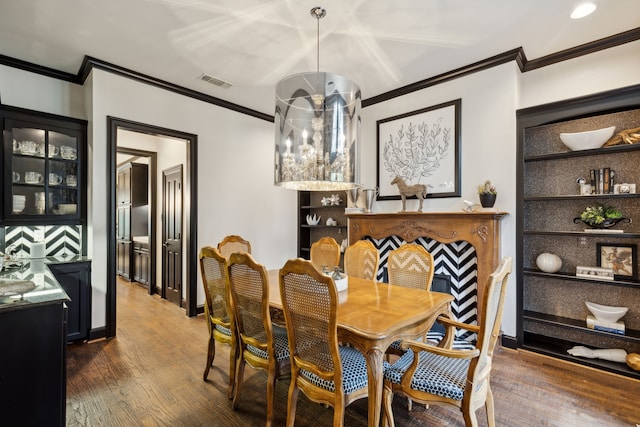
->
(517, 84), (640, 380)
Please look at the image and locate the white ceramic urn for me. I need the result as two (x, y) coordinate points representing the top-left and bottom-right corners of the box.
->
(536, 252), (562, 273)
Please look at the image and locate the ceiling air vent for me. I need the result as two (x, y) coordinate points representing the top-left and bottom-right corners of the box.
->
(198, 73), (232, 89)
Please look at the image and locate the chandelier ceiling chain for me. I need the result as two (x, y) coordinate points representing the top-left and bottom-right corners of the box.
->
(310, 7), (326, 73)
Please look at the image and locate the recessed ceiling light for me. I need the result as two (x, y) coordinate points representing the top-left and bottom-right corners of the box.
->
(571, 3), (597, 19)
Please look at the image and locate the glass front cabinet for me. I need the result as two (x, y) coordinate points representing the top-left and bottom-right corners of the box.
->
(1, 105), (87, 224)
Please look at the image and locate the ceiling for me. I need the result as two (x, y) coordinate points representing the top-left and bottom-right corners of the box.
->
(1, 0), (639, 115)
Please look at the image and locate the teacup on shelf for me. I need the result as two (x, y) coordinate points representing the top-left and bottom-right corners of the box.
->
(60, 145), (77, 160)
(25, 171), (43, 184)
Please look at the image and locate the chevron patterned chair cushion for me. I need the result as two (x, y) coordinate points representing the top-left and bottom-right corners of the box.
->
(300, 346), (368, 393)
(245, 326), (290, 362)
(384, 350), (470, 401)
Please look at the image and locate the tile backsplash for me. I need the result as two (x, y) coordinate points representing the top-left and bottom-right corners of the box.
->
(3, 225), (83, 258)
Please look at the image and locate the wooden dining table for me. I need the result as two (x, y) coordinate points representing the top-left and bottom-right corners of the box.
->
(267, 270), (453, 427)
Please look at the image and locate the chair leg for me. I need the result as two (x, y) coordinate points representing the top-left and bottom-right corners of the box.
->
(286, 382), (299, 427)
(203, 335), (215, 381)
(485, 387), (496, 427)
(266, 367), (277, 427)
(463, 408), (479, 427)
(381, 385), (395, 427)
(227, 341), (237, 399)
(232, 358), (245, 410)
(333, 403), (344, 427)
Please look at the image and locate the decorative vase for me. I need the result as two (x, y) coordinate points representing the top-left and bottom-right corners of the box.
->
(536, 253), (562, 273)
(479, 193), (496, 208)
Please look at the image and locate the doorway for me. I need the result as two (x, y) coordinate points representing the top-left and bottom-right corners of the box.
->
(162, 164), (183, 306)
(116, 147), (156, 294)
(106, 117), (198, 338)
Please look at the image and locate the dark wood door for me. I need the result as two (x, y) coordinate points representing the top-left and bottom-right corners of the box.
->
(162, 165), (183, 306)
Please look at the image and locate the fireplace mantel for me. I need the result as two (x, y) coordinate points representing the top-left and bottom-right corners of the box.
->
(347, 211), (508, 319)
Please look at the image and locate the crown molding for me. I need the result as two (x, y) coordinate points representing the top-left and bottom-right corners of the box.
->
(363, 27), (640, 107)
(1, 27), (638, 116)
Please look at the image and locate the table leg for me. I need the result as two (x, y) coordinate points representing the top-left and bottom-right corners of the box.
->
(364, 347), (384, 427)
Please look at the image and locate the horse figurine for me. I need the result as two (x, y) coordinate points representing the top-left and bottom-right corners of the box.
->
(390, 176), (428, 212)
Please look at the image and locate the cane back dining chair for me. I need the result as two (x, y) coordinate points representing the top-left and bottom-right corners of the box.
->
(217, 234), (252, 260)
(227, 252), (290, 426)
(386, 243), (437, 357)
(386, 243), (435, 290)
(381, 256), (513, 427)
(199, 246), (236, 398)
(310, 236), (341, 271)
(279, 258), (369, 427)
(344, 239), (380, 281)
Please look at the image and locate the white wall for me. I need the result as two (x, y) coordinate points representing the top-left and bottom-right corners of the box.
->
(87, 69), (297, 327)
(0, 64), (84, 118)
(361, 62), (519, 334)
(519, 41), (640, 109)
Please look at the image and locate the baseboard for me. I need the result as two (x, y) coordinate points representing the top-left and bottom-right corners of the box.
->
(501, 334), (518, 349)
(88, 326), (107, 341)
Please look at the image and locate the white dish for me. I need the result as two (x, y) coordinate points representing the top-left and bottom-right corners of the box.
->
(559, 126), (615, 151)
(585, 301), (627, 323)
(57, 203), (77, 214)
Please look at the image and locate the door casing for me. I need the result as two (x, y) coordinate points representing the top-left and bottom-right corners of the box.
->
(106, 117), (198, 338)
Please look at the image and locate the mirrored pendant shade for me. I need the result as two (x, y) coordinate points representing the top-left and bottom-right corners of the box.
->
(274, 71), (361, 191)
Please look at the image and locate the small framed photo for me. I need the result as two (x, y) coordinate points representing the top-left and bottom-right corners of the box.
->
(597, 243), (637, 280)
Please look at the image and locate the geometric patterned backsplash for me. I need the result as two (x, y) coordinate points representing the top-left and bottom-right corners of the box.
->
(366, 235), (478, 341)
(3, 225), (82, 258)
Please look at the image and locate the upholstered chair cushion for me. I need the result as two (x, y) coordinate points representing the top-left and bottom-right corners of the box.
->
(300, 346), (368, 393)
(245, 326), (290, 362)
(384, 350), (470, 401)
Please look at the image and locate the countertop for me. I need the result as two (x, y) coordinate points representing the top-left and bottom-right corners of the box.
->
(0, 256), (91, 313)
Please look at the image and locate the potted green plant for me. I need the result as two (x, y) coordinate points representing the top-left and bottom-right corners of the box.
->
(477, 180), (497, 208)
(574, 204), (629, 229)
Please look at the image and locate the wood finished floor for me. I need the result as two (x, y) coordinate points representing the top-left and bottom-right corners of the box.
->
(66, 278), (640, 426)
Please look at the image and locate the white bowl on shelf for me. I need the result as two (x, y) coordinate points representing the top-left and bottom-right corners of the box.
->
(585, 301), (628, 323)
(559, 126), (615, 151)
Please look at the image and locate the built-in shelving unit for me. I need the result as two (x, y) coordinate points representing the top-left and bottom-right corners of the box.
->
(297, 191), (347, 261)
(516, 84), (640, 380)
(1, 104), (86, 225)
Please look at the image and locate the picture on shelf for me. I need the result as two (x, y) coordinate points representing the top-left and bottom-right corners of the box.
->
(597, 243), (637, 280)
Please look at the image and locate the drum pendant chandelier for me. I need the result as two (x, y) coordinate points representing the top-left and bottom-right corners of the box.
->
(274, 7), (361, 191)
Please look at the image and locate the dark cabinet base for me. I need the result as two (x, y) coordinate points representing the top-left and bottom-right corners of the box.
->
(48, 261), (92, 342)
(0, 302), (67, 426)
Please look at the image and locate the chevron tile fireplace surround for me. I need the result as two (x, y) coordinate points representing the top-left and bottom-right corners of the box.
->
(347, 211), (507, 329)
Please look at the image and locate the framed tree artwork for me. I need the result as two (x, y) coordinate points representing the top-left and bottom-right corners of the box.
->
(376, 99), (461, 200)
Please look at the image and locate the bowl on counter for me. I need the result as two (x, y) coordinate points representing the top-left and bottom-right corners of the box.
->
(559, 126), (615, 151)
